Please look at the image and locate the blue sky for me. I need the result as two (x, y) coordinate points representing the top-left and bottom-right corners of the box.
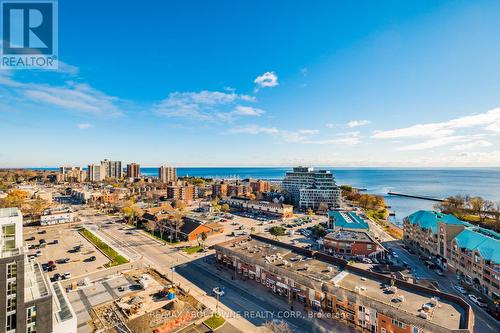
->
(2, 0), (500, 167)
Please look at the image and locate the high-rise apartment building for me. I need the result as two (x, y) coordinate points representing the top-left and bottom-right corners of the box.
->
(87, 164), (105, 182)
(126, 163), (141, 178)
(0, 208), (76, 333)
(281, 166), (341, 210)
(249, 179), (271, 193)
(212, 182), (228, 198)
(159, 165), (177, 183)
(101, 159), (122, 179)
(58, 166), (87, 182)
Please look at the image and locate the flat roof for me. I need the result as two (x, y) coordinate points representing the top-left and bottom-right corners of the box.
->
(228, 239), (342, 283)
(328, 211), (369, 230)
(337, 272), (463, 330)
(216, 237), (465, 330)
(325, 230), (374, 243)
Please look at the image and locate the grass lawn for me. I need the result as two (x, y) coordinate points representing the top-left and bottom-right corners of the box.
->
(79, 228), (129, 267)
(204, 314), (225, 330)
(141, 228), (180, 245)
(183, 245), (203, 254)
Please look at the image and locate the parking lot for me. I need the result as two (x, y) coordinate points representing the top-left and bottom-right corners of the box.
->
(24, 224), (110, 282)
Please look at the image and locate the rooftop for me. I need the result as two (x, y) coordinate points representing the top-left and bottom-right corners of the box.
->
(328, 210), (369, 230)
(406, 210), (469, 234)
(324, 230), (374, 243)
(454, 227), (500, 264)
(337, 272), (463, 330)
(215, 236), (467, 331)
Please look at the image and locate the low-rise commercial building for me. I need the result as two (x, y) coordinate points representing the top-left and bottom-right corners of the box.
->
(323, 230), (385, 259)
(328, 210), (369, 231)
(40, 207), (75, 226)
(214, 235), (473, 333)
(224, 197), (294, 218)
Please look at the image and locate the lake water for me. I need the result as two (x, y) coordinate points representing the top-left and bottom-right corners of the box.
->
(30, 167), (500, 224)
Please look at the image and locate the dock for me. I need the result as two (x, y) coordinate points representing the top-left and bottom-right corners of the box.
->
(387, 191), (445, 202)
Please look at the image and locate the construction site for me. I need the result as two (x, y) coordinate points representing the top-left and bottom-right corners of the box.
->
(68, 267), (209, 333)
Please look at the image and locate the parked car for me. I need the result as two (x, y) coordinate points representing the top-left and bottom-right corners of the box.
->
(57, 258), (70, 264)
(362, 258), (373, 264)
(26, 236), (35, 241)
(468, 294), (488, 307)
(52, 273), (62, 281)
(88, 256), (96, 261)
(454, 285), (467, 294)
(62, 272), (71, 279)
(38, 230), (47, 234)
(51, 240), (59, 245)
(35, 250), (42, 257)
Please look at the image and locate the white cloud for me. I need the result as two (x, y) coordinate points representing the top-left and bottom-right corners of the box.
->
(347, 120), (371, 128)
(450, 140), (492, 151)
(254, 71), (278, 90)
(373, 108), (500, 139)
(1, 73), (123, 116)
(397, 136), (467, 151)
(154, 90), (258, 121)
(232, 106), (264, 117)
(77, 123), (92, 129)
(23, 83), (122, 116)
(58, 61), (79, 75)
(303, 131), (361, 145)
(229, 125), (279, 135)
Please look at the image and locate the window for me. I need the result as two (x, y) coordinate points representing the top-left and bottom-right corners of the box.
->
(7, 262), (17, 279)
(367, 244), (373, 250)
(6, 313), (16, 331)
(391, 319), (406, 329)
(7, 280), (16, 295)
(27, 305), (37, 324)
(7, 297), (16, 312)
(2, 224), (16, 251)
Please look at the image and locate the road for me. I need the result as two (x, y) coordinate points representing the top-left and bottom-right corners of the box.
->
(367, 217), (500, 333)
(82, 214), (355, 332)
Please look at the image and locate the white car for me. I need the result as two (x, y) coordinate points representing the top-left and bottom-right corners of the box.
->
(468, 294), (487, 307)
(63, 272), (71, 279)
(362, 258), (373, 264)
(454, 285), (467, 294)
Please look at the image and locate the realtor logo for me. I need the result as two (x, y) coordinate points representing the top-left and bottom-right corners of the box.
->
(1, 0), (58, 69)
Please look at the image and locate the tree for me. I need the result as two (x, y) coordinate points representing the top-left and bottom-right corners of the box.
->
(25, 198), (50, 221)
(145, 220), (158, 234)
(263, 320), (292, 333)
(168, 210), (184, 241)
(122, 201), (143, 226)
(0, 190), (28, 209)
(198, 231), (208, 246)
(312, 224), (327, 237)
(157, 219), (167, 241)
(221, 203), (230, 213)
(269, 226), (286, 239)
(211, 199), (221, 212)
(173, 200), (187, 211)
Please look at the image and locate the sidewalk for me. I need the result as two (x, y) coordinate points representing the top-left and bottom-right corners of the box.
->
(197, 258), (356, 333)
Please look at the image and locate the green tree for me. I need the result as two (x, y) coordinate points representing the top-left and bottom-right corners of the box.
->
(269, 226), (286, 239)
